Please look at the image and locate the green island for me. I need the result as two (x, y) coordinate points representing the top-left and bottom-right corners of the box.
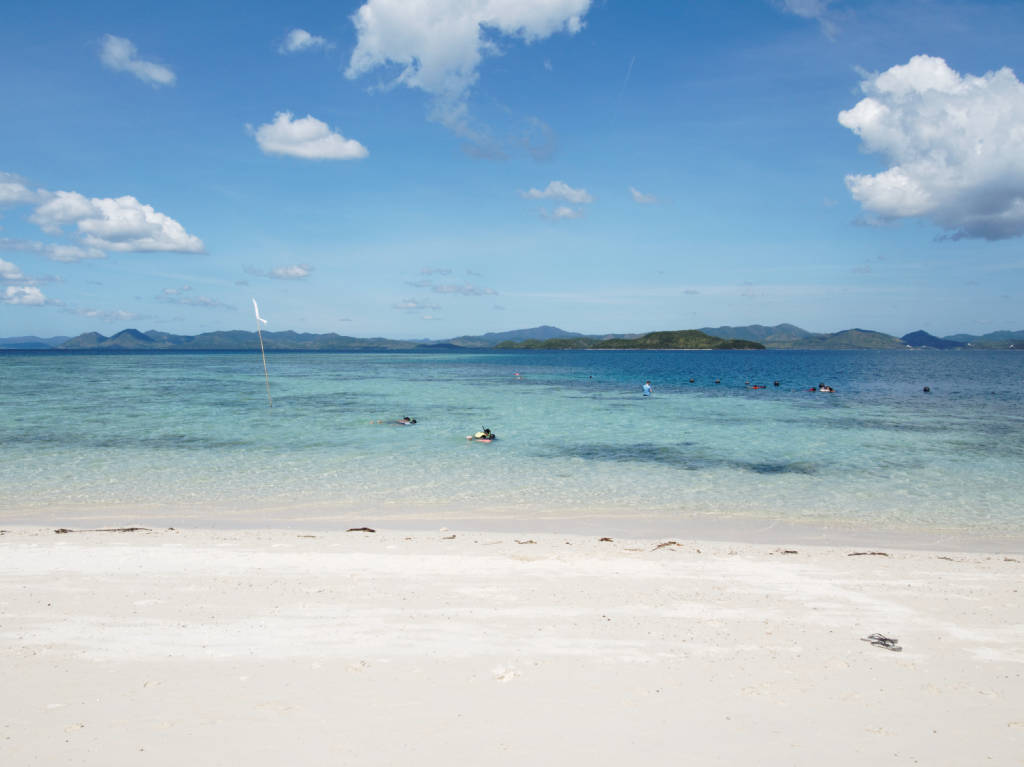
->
(495, 330), (764, 350)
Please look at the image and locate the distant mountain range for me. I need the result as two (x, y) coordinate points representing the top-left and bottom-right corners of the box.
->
(698, 325), (1022, 350)
(1, 324), (1021, 351)
(0, 335), (72, 349)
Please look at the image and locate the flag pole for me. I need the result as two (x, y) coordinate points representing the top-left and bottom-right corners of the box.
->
(252, 298), (272, 408)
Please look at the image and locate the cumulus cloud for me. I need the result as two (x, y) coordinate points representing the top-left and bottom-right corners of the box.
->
(0, 257), (24, 281)
(838, 55), (1024, 240)
(0, 172), (43, 205)
(249, 112), (369, 160)
(99, 34), (176, 87)
(522, 180), (592, 203)
(30, 192), (203, 253)
(279, 29), (330, 54)
(2, 285), (46, 305)
(0, 237), (106, 262)
(245, 264), (313, 280)
(629, 186), (656, 204)
(345, 0), (592, 129)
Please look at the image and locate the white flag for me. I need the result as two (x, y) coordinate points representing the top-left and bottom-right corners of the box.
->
(252, 298), (268, 324)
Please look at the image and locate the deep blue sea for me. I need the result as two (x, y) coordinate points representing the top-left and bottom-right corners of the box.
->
(1, 349), (1022, 542)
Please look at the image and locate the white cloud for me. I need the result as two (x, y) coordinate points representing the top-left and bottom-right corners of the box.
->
(0, 172), (43, 205)
(0, 258), (24, 281)
(99, 34), (176, 87)
(394, 298), (440, 312)
(245, 264), (313, 280)
(543, 205), (582, 219)
(839, 55), (1024, 240)
(47, 244), (107, 262)
(270, 264), (312, 279)
(30, 191), (204, 252)
(250, 112), (369, 160)
(345, 0), (592, 128)
(776, 0), (836, 37)
(0, 237), (106, 262)
(629, 186), (656, 204)
(279, 29), (329, 54)
(2, 285), (46, 305)
(523, 180), (592, 203)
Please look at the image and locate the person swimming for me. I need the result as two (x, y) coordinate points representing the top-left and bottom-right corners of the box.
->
(469, 428), (496, 441)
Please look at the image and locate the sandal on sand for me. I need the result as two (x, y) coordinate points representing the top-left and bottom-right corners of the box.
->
(862, 633), (902, 651)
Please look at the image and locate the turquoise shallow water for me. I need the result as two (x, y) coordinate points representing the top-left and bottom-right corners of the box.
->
(1, 349), (1022, 539)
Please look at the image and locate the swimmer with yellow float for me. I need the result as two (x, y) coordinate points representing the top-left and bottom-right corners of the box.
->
(467, 428), (497, 442)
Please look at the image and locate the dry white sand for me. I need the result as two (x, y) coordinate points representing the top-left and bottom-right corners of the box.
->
(1, 525), (1022, 766)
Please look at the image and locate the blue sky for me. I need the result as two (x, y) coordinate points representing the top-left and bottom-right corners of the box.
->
(2, 0), (1023, 339)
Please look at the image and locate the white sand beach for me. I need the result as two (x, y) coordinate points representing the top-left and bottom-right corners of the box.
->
(1, 525), (1022, 766)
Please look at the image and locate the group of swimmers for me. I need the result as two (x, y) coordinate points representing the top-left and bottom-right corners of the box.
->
(643, 379), (838, 393)
(380, 377), (848, 437)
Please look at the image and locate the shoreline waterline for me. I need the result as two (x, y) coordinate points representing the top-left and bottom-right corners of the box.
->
(4, 503), (1023, 554)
